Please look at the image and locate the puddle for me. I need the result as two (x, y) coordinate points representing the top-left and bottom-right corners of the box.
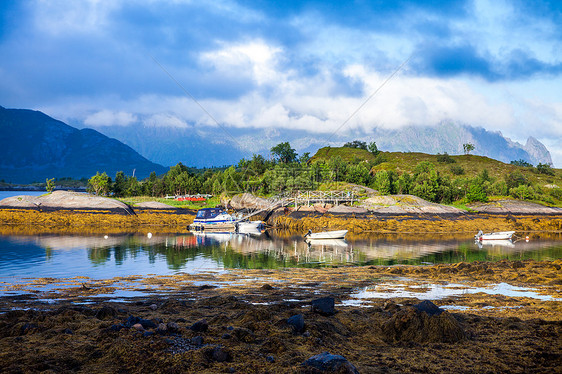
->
(351, 282), (561, 301)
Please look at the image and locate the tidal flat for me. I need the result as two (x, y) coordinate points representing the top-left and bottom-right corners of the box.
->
(0, 260), (560, 373)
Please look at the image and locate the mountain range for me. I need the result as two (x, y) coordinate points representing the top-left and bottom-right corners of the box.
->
(0, 106), (167, 183)
(90, 120), (552, 168)
(0, 105), (554, 184)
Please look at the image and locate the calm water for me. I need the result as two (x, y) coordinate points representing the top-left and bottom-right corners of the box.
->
(0, 231), (560, 284)
(0, 190), (45, 200)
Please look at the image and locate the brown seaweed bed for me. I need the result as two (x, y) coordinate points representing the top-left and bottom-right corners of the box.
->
(1, 260), (561, 373)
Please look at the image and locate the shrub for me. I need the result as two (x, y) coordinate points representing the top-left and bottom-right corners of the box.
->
(436, 153), (456, 164)
(536, 163), (555, 176)
(450, 165), (464, 175)
(510, 159), (533, 167)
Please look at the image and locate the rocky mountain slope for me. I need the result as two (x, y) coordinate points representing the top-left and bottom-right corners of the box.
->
(0, 107), (167, 183)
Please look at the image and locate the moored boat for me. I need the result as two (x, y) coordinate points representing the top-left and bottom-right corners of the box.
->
(474, 230), (515, 241)
(189, 208), (265, 233)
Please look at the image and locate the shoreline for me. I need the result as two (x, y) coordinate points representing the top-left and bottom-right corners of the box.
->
(2, 207), (562, 234)
(1, 260), (560, 373)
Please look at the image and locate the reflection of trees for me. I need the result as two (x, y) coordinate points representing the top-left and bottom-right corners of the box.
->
(84, 235), (562, 270)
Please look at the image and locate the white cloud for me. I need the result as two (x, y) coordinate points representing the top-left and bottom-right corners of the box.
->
(84, 110), (136, 127)
(143, 113), (189, 128)
(32, 0), (118, 36)
(200, 40), (284, 85)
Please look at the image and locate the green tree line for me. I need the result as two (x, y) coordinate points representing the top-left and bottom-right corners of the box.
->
(85, 141), (560, 205)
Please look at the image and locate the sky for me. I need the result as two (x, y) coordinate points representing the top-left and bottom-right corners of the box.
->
(1, 0), (561, 165)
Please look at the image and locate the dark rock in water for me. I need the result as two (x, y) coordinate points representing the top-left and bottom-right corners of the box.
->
(302, 352), (359, 373)
(261, 283), (274, 290)
(287, 314), (305, 333)
(62, 328), (73, 335)
(190, 319), (208, 332)
(132, 323), (145, 332)
(95, 306), (117, 320)
(222, 333), (232, 339)
(413, 300), (443, 316)
(266, 355), (275, 363)
(311, 297), (336, 316)
(143, 331), (154, 337)
(382, 306), (465, 343)
(191, 336), (204, 346)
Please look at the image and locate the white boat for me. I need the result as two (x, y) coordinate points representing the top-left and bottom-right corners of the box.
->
(189, 208), (264, 233)
(474, 230), (515, 241)
(304, 229), (348, 240)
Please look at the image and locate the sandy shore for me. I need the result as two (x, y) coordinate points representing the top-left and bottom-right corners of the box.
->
(1, 260), (560, 373)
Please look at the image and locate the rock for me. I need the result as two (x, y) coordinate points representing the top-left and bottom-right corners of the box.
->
(149, 304), (158, 311)
(302, 352), (359, 373)
(95, 306), (117, 320)
(229, 193), (271, 210)
(191, 336), (204, 346)
(382, 306), (465, 343)
(221, 333), (232, 339)
(190, 319), (208, 332)
(413, 300), (443, 316)
(311, 297), (336, 316)
(0, 190), (134, 214)
(109, 324), (124, 332)
(132, 323), (144, 332)
(360, 194), (465, 214)
(157, 323), (168, 334)
(512, 261), (525, 269)
(167, 322), (180, 333)
(125, 316), (157, 329)
(204, 346), (232, 363)
(287, 314), (305, 333)
(327, 205), (368, 214)
(266, 355), (275, 363)
(261, 284), (274, 290)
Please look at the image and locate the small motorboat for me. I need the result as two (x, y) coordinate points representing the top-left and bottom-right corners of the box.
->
(304, 229), (348, 240)
(474, 230), (515, 241)
(189, 208), (265, 233)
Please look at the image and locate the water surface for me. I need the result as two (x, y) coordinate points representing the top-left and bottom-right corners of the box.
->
(1, 231), (560, 285)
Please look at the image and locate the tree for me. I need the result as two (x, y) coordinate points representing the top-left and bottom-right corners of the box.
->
(87, 172), (111, 196)
(536, 163), (555, 176)
(113, 171), (127, 197)
(343, 140), (367, 150)
(271, 142), (298, 164)
(368, 141), (380, 156)
(463, 143), (475, 155)
(45, 178), (55, 193)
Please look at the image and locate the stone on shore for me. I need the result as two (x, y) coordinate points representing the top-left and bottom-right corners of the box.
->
(0, 190), (134, 214)
(360, 194), (465, 214)
(467, 199), (562, 214)
(302, 352), (360, 373)
(311, 297), (336, 316)
(228, 193), (271, 210)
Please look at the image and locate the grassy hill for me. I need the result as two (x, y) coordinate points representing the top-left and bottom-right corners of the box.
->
(311, 147), (561, 186)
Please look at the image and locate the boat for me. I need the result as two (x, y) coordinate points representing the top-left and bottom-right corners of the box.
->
(304, 229), (348, 240)
(189, 208), (264, 233)
(474, 230), (515, 241)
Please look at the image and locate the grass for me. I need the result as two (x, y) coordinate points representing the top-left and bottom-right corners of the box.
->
(115, 195), (222, 210)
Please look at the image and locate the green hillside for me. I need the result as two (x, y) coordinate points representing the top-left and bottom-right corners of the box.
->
(310, 146), (561, 206)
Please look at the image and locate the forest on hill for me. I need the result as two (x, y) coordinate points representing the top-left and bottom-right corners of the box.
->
(79, 140), (562, 208)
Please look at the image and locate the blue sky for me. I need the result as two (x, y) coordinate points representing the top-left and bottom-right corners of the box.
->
(1, 0), (561, 165)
